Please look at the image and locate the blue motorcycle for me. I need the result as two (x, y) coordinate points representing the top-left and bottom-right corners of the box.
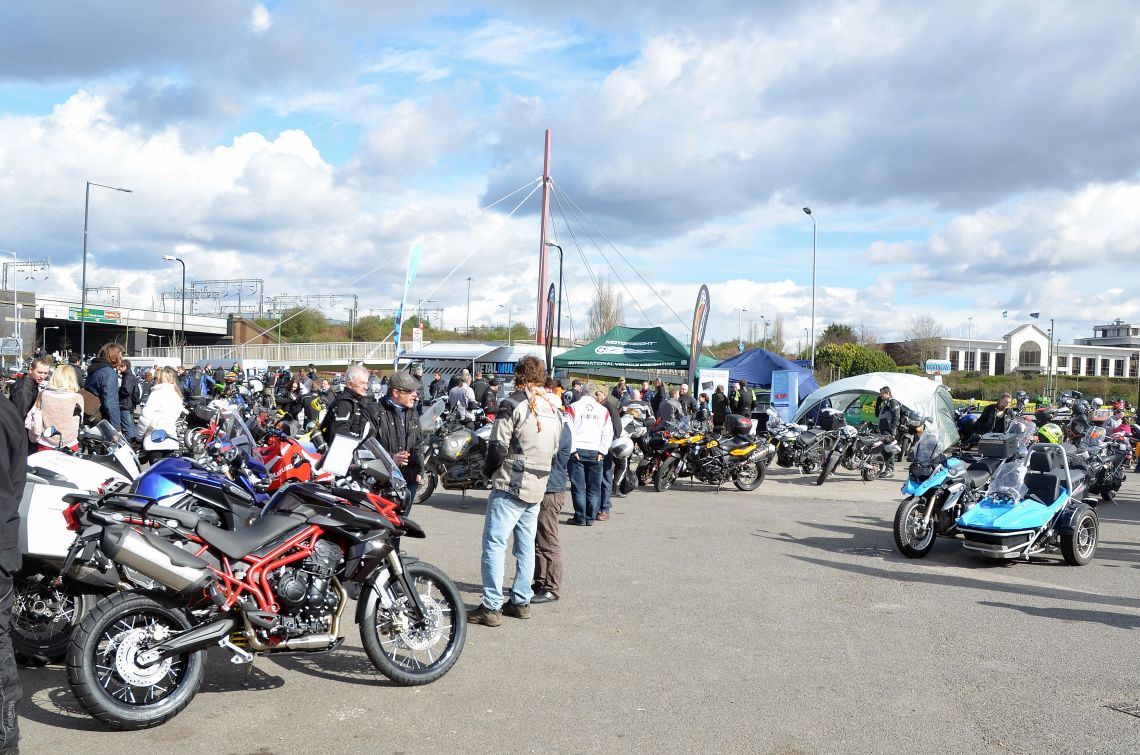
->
(955, 441), (1097, 565)
(892, 423), (1013, 558)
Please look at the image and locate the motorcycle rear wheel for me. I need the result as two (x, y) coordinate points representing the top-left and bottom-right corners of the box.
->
(66, 591), (204, 730)
(360, 561), (467, 685)
(732, 460), (766, 491)
(893, 496), (937, 558)
(11, 564), (95, 665)
(654, 457), (681, 492)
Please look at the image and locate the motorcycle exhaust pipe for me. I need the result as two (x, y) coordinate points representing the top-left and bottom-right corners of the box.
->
(100, 525), (214, 595)
(139, 617), (235, 665)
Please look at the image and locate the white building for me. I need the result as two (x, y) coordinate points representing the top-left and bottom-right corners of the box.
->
(936, 323), (1139, 378)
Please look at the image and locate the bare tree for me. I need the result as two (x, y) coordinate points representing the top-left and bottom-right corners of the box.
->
(856, 320), (880, 347)
(903, 314), (944, 366)
(586, 277), (625, 339)
(771, 314), (786, 355)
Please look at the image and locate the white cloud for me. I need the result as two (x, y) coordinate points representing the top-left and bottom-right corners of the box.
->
(248, 3), (272, 35)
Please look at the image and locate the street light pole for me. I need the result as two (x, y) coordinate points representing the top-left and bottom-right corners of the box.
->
(162, 255), (186, 365)
(41, 325), (59, 352)
(80, 181), (132, 359)
(499, 305), (514, 346)
(803, 208), (817, 369)
(738, 307), (748, 346)
(967, 316), (974, 373)
(544, 242), (564, 347)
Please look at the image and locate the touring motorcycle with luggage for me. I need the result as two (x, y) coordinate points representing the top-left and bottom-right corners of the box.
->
(653, 414), (771, 492)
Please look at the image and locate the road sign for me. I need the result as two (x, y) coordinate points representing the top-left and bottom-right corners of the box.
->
(0, 336), (21, 356)
(68, 306), (121, 324)
(925, 359), (952, 375)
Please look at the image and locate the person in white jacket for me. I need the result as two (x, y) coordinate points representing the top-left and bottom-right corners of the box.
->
(565, 386), (614, 525)
(136, 367), (185, 460)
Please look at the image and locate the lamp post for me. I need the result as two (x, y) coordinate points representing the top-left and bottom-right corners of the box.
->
(80, 181), (132, 359)
(162, 255), (186, 365)
(761, 317), (770, 351)
(966, 316), (974, 373)
(465, 276), (472, 333)
(543, 241), (564, 347)
(499, 304), (515, 346)
(737, 307), (748, 347)
(802, 207), (817, 369)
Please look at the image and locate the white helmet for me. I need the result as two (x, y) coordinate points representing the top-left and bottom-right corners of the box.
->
(1092, 397), (1104, 408)
(609, 436), (634, 459)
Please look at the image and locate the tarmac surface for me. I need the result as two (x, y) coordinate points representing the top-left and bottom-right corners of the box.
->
(15, 465), (1140, 754)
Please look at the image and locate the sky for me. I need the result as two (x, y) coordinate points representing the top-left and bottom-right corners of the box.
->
(1, 0), (1138, 350)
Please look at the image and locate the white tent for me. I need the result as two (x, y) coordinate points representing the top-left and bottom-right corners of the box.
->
(795, 372), (959, 450)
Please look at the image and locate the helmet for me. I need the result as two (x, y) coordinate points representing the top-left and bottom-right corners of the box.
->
(609, 436), (634, 459)
(1038, 423), (1063, 444)
(1092, 397), (1104, 408)
(1074, 400), (1090, 416)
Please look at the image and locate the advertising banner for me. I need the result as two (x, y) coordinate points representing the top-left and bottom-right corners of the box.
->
(687, 285), (710, 390)
(544, 283), (556, 372)
(769, 370), (801, 423)
(697, 368), (731, 401)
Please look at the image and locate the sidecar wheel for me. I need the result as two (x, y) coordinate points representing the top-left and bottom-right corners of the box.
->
(1061, 506), (1098, 566)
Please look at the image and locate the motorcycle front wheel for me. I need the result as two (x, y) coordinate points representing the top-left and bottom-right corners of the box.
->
(732, 460), (766, 491)
(360, 561), (467, 686)
(412, 470), (438, 506)
(66, 591), (204, 730)
(816, 449), (842, 486)
(654, 456), (681, 492)
(11, 564), (95, 664)
(893, 496), (937, 558)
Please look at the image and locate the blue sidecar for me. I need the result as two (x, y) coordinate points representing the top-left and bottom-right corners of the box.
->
(955, 442), (1099, 565)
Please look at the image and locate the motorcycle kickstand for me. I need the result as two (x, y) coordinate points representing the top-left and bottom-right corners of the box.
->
(461, 489), (468, 509)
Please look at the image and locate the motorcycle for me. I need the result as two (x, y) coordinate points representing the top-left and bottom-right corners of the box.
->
(413, 405), (494, 506)
(892, 420), (1029, 558)
(954, 441), (1097, 565)
(62, 435), (466, 730)
(765, 408), (833, 474)
(653, 414), (771, 492)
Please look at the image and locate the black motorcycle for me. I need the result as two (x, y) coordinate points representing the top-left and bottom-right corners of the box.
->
(412, 404), (493, 505)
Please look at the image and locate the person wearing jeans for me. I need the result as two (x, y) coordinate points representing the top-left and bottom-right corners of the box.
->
(568, 449), (604, 525)
(468, 357), (563, 627)
(533, 422), (572, 603)
(565, 387), (614, 526)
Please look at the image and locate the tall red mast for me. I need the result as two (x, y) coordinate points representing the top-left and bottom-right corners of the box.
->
(535, 129), (552, 346)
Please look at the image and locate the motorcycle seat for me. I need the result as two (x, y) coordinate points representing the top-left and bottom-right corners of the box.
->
(720, 436), (755, 452)
(196, 514), (302, 560)
(965, 467), (992, 488)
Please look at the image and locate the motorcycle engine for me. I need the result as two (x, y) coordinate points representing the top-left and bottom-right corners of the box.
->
(269, 539), (343, 636)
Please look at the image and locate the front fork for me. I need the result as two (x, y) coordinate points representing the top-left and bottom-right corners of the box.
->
(378, 550), (430, 623)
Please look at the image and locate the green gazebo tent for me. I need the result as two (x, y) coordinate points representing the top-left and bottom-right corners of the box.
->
(553, 326), (716, 370)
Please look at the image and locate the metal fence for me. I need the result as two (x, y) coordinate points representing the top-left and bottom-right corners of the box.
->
(139, 341), (402, 365)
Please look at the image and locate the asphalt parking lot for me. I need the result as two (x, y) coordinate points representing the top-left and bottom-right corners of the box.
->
(16, 466), (1140, 754)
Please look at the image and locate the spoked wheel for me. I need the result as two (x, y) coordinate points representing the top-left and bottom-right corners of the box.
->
(11, 565), (95, 664)
(816, 450), (841, 486)
(361, 561), (467, 686)
(66, 591), (204, 730)
(733, 460), (766, 491)
(893, 496), (937, 558)
(1061, 505), (1098, 566)
(412, 471), (438, 506)
(654, 457), (681, 492)
(183, 427), (210, 457)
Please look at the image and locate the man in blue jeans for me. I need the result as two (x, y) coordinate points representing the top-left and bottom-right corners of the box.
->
(596, 388), (623, 521)
(468, 357), (563, 627)
(565, 386), (614, 525)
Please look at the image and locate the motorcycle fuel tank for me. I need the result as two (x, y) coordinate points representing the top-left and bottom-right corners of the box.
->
(440, 428), (476, 462)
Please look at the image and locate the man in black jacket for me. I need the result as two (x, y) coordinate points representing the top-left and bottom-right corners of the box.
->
(597, 389), (623, 520)
(68, 353), (85, 388)
(319, 364), (378, 442)
(471, 371), (490, 406)
(8, 357), (50, 422)
(0, 395), (28, 751)
(874, 386), (902, 478)
(118, 359), (141, 438)
(973, 393), (1013, 437)
(374, 370), (425, 514)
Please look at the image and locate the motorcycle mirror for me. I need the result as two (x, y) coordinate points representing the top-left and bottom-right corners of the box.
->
(44, 425), (62, 439)
(150, 430), (169, 442)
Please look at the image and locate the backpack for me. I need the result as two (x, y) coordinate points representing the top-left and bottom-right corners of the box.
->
(187, 369), (206, 398)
